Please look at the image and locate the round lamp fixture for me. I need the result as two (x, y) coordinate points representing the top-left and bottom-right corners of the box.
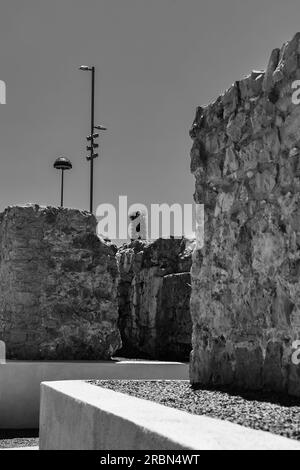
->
(53, 156), (73, 207)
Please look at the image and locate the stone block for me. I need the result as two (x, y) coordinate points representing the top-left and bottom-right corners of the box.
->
(189, 33), (300, 396)
(117, 238), (194, 360)
(0, 205), (121, 360)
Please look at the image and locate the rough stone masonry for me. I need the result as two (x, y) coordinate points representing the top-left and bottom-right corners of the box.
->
(0, 204), (121, 359)
(189, 33), (300, 396)
(117, 238), (194, 360)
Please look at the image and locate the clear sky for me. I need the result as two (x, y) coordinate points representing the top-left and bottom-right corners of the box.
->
(0, 0), (300, 215)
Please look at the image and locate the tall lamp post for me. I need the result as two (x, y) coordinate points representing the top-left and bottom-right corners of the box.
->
(53, 156), (72, 207)
(79, 65), (107, 214)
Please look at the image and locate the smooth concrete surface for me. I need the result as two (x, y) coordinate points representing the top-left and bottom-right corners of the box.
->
(1, 447), (39, 451)
(40, 381), (300, 450)
(0, 360), (188, 429)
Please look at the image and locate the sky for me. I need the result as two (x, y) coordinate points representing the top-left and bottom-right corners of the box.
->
(1, 0), (300, 221)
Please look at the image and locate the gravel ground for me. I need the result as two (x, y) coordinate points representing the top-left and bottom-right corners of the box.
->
(0, 430), (39, 449)
(88, 380), (300, 440)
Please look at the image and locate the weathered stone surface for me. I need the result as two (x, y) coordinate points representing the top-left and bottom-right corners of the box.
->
(189, 33), (300, 396)
(0, 204), (121, 359)
(117, 238), (194, 360)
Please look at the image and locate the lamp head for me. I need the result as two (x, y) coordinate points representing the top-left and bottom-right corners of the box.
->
(79, 65), (93, 71)
(53, 156), (73, 171)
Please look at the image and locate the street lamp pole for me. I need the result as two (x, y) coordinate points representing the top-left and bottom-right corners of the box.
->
(79, 65), (106, 214)
(90, 66), (95, 214)
(61, 169), (64, 207)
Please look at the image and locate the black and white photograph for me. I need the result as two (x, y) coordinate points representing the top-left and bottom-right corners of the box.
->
(0, 0), (300, 457)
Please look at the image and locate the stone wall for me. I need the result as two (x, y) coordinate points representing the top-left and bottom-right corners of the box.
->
(117, 238), (194, 360)
(189, 33), (300, 395)
(0, 204), (121, 359)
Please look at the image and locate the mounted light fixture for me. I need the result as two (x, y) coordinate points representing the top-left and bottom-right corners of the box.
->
(79, 65), (93, 71)
(86, 133), (99, 141)
(53, 156), (72, 207)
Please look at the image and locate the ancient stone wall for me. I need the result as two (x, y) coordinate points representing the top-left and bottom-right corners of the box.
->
(117, 238), (194, 360)
(190, 33), (300, 396)
(0, 204), (121, 359)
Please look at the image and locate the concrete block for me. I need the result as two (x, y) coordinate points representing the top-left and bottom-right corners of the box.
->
(39, 381), (300, 450)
